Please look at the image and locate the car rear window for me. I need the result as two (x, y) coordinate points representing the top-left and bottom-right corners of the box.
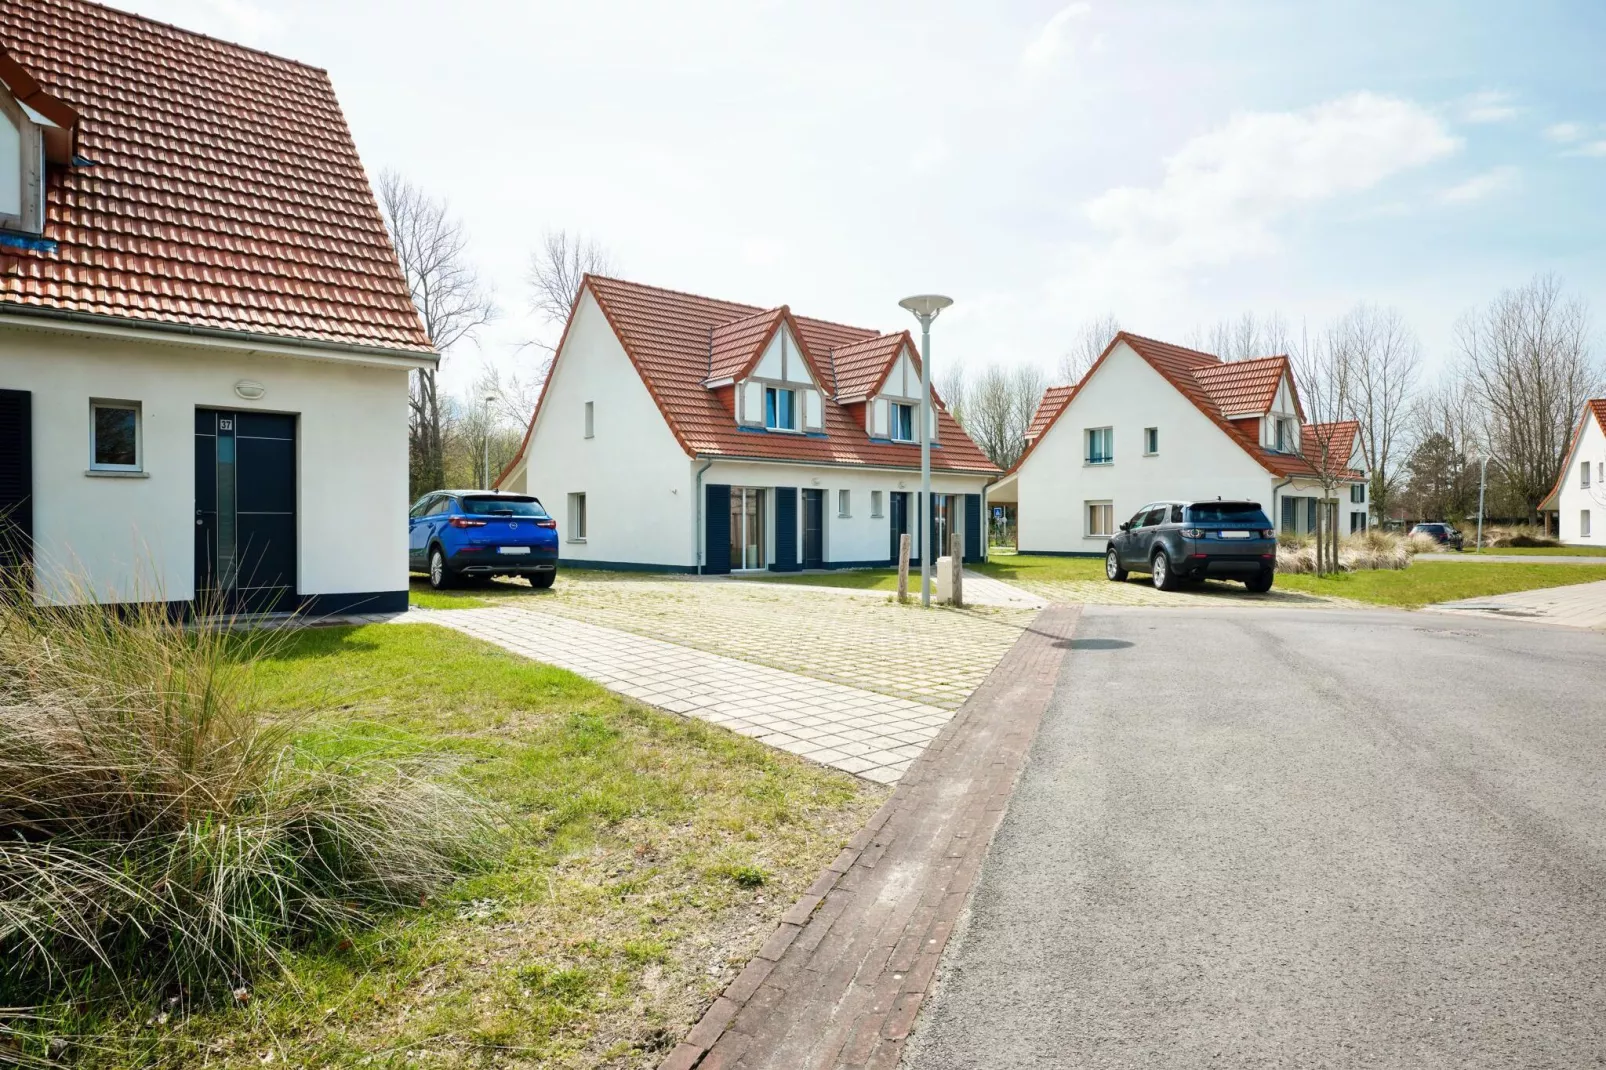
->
(461, 496), (549, 517)
(1186, 503), (1270, 526)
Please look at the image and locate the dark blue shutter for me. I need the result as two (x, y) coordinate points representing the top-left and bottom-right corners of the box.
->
(1280, 496), (1296, 534)
(773, 487), (798, 571)
(1307, 497), (1317, 533)
(0, 389), (32, 574)
(964, 493), (981, 563)
(705, 483), (731, 574)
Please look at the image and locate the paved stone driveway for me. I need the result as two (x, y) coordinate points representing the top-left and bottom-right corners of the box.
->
(471, 575), (1036, 710)
(1428, 578), (1606, 630)
(428, 607), (954, 784)
(1005, 574), (1346, 608)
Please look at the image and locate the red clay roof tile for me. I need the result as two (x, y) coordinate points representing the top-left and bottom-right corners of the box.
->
(0, 0), (430, 353)
(1025, 385), (1075, 441)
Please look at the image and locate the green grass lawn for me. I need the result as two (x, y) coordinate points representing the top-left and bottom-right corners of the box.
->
(1464, 545), (1606, 557)
(972, 554), (1106, 584)
(1275, 560), (1606, 607)
(112, 624), (882, 1069)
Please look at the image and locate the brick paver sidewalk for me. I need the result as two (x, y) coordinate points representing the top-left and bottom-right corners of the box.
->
(427, 607), (954, 784)
(1428, 578), (1606, 630)
(658, 605), (1083, 1070)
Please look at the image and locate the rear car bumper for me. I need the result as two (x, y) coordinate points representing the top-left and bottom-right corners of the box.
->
(1177, 552), (1275, 578)
(447, 547), (559, 575)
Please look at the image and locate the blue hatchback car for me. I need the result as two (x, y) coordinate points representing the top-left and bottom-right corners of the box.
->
(408, 490), (560, 589)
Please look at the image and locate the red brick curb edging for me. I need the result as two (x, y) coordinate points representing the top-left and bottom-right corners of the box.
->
(659, 605), (1082, 1070)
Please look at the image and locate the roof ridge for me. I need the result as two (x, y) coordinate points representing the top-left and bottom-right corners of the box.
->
(58, 0), (331, 74)
(1119, 330), (1223, 364)
(586, 273), (885, 340)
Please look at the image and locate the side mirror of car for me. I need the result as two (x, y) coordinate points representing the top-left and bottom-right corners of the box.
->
(1119, 521), (1132, 532)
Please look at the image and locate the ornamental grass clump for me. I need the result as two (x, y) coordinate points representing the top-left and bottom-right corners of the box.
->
(1482, 524), (1561, 549)
(0, 581), (496, 1008)
(1276, 529), (1418, 574)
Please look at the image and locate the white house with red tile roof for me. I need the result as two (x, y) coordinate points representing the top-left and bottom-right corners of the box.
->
(0, 0), (433, 613)
(495, 276), (999, 573)
(989, 333), (1367, 554)
(1539, 400), (1606, 545)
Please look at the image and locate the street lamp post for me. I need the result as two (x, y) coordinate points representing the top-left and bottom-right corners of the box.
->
(898, 294), (954, 608)
(482, 393), (498, 490)
(1475, 453), (1498, 552)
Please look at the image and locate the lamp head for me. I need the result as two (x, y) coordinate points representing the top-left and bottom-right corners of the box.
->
(898, 294), (954, 320)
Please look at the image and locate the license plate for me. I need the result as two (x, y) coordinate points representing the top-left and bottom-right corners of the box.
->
(1220, 530), (1251, 539)
(497, 546), (531, 555)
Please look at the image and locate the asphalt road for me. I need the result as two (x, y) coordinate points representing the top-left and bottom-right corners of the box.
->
(904, 606), (1606, 1069)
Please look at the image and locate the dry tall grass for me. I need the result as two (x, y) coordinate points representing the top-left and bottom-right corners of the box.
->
(1276, 529), (1424, 574)
(1481, 524), (1561, 549)
(0, 578), (497, 1011)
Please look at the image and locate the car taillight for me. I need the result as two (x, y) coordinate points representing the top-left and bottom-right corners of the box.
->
(1261, 529), (1276, 538)
(1181, 528), (1204, 538)
(535, 518), (557, 529)
(449, 517), (487, 528)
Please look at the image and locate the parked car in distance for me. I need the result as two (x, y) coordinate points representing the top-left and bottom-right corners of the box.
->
(1410, 522), (1464, 551)
(1106, 500), (1277, 593)
(408, 490), (560, 589)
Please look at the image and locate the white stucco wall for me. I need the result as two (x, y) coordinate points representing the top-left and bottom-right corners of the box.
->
(0, 321), (413, 604)
(1556, 414), (1606, 545)
(499, 289), (696, 567)
(1015, 341), (1295, 553)
(704, 459), (987, 568)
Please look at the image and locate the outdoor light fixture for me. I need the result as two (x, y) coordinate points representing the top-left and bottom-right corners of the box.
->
(898, 294), (954, 608)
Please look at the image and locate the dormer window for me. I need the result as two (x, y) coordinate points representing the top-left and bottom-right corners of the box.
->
(764, 386), (798, 431)
(1274, 417), (1296, 452)
(0, 90), (44, 236)
(891, 403), (915, 442)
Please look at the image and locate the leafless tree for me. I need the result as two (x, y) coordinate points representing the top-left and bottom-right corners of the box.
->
(1455, 274), (1599, 520)
(527, 230), (616, 351)
(1402, 374), (1482, 525)
(936, 364), (969, 427)
(1188, 311), (1296, 361)
(1057, 313), (1120, 384)
(943, 361), (1045, 470)
(1329, 305), (1422, 527)
(1290, 321), (1354, 574)
(377, 170), (498, 499)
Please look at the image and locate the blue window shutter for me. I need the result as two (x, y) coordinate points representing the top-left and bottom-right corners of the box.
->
(1307, 497), (1317, 533)
(773, 487), (798, 571)
(0, 390), (32, 574)
(964, 493), (981, 563)
(705, 484), (731, 574)
(1280, 496), (1296, 534)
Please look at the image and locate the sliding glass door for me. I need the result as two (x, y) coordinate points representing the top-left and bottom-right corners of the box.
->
(729, 488), (766, 570)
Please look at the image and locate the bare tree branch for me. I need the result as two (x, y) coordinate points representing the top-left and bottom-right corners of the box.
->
(1331, 304), (1422, 526)
(943, 361), (1045, 470)
(1057, 313), (1121, 384)
(527, 229), (615, 330)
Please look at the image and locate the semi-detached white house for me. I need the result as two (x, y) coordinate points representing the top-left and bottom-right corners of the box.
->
(495, 276), (999, 573)
(1540, 399), (1606, 545)
(990, 333), (1368, 553)
(0, 0), (433, 614)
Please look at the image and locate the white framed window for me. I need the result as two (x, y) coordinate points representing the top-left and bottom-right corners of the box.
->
(1086, 500), (1114, 538)
(1143, 427), (1158, 455)
(1583, 510), (1592, 538)
(871, 490), (884, 518)
(1275, 417), (1297, 452)
(568, 492), (587, 541)
(764, 386), (798, 431)
(89, 400), (141, 473)
(1351, 482), (1365, 503)
(584, 400), (594, 439)
(1086, 427), (1113, 465)
(0, 93), (44, 235)
(1583, 461), (1592, 489)
(890, 402), (915, 442)
(838, 489), (851, 517)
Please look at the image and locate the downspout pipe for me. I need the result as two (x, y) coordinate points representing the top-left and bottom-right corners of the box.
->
(1270, 476), (1294, 536)
(694, 457), (713, 575)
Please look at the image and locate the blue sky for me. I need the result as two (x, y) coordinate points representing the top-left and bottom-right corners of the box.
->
(125, 0), (1606, 395)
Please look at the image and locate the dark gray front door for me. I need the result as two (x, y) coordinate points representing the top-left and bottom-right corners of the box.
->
(889, 491), (909, 564)
(802, 489), (824, 569)
(196, 409), (297, 613)
(0, 389), (31, 578)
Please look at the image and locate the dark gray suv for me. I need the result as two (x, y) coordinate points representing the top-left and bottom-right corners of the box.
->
(1105, 500), (1278, 592)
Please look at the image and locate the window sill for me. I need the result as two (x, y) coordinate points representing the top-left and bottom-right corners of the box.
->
(1142, 451), (1158, 457)
(764, 427), (805, 435)
(567, 537), (587, 544)
(1086, 534), (1112, 540)
(86, 469), (149, 479)
(1084, 460), (1114, 467)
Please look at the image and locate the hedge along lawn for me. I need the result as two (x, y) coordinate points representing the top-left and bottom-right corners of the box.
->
(124, 623), (884, 1069)
(1273, 561), (1606, 608)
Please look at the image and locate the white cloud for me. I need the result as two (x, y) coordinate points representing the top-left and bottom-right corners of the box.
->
(1460, 90), (1519, 123)
(1083, 93), (1460, 270)
(1572, 140), (1606, 158)
(1020, 3), (1092, 73)
(1439, 166), (1518, 204)
(1546, 121), (1587, 143)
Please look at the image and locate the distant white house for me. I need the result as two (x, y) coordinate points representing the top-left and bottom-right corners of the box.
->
(1539, 399), (1606, 545)
(494, 276), (998, 572)
(989, 333), (1368, 553)
(0, 0), (433, 614)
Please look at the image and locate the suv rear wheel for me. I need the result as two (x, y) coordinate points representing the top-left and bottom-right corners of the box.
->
(1105, 549), (1128, 582)
(530, 571), (556, 589)
(1245, 570), (1274, 594)
(1151, 550), (1181, 591)
(428, 547), (454, 590)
